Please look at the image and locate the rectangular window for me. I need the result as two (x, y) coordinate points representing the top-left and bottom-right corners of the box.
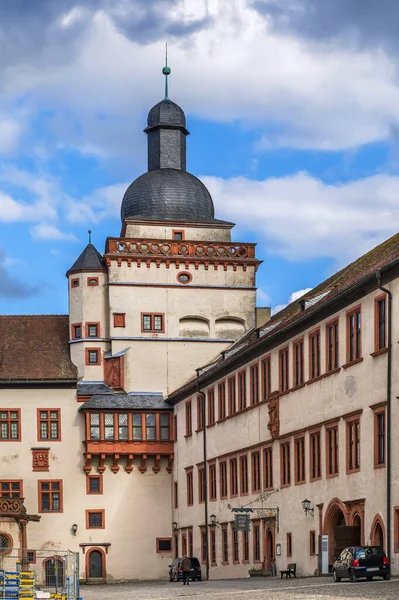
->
(104, 413), (114, 440)
(86, 475), (102, 495)
(242, 530), (249, 562)
(198, 466), (205, 503)
(230, 457), (238, 496)
(310, 530), (316, 556)
(293, 338), (304, 386)
(218, 381), (226, 421)
(233, 525), (239, 563)
(375, 295), (387, 352)
(279, 347), (289, 392)
(157, 538), (172, 553)
(326, 424), (339, 476)
(89, 413), (100, 440)
(374, 409), (386, 467)
(261, 356), (271, 400)
(326, 319), (339, 372)
(142, 313), (164, 332)
(347, 417), (360, 473)
(0, 410), (20, 441)
(309, 329), (321, 380)
(39, 480), (62, 513)
(240, 455), (248, 495)
(253, 524), (261, 562)
(310, 430), (321, 481)
(38, 409), (60, 441)
(186, 470), (193, 506)
(185, 401), (192, 435)
(201, 530), (207, 563)
(250, 364), (259, 405)
(228, 376), (236, 415)
(146, 414), (156, 441)
(113, 313), (126, 328)
(86, 323), (99, 338)
(182, 534), (187, 557)
(72, 323), (81, 339)
(264, 446), (273, 490)
(209, 463), (217, 501)
(280, 441), (291, 487)
(222, 527), (229, 563)
(71, 278), (79, 288)
(294, 436), (305, 484)
(287, 532), (292, 557)
(220, 461), (228, 499)
(252, 451), (261, 493)
(208, 388), (215, 426)
(347, 306), (362, 363)
(0, 480), (22, 498)
(173, 230), (185, 240)
(197, 394), (204, 431)
(211, 530), (217, 566)
(27, 550), (36, 564)
(188, 529), (193, 557)
(174, 481), (178, 509)
(86, 509), (104, 529)
(160, 414), (170, 440)
(133, 413), (142, 440)
(238, 371), (247, 411)
(118, 413), (128, 440)
(86, 349), (100, 365)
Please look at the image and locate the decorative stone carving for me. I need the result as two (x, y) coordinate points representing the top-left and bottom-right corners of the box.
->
(267, 395), (280, 439)
(104, 356), (124, 390)
(32, 448), (49, 472)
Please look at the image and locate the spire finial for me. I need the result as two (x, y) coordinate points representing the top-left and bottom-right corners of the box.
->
(162, 43), (171, 100)
(88, 229), (92, 244)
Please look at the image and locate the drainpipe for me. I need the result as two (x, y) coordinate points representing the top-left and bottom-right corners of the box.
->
(376, 271), (392, 560)
(196, 372), (209, 581)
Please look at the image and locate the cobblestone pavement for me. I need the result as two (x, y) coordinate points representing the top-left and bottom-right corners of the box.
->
(81, 576), (399, 600)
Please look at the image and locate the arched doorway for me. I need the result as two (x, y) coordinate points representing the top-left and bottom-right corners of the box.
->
(323, 498), (348, 568)
(86, 548), (105, 580)
(44, 557), (64, 589)
(370, 516), (385, 551)
(264, 528), (274, 571)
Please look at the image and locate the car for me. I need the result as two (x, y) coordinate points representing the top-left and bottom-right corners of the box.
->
(332, 546), (390, 582)
(168, 557), (202, 582)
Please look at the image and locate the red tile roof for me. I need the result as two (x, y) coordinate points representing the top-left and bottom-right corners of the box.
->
(0, 315), (77, 382)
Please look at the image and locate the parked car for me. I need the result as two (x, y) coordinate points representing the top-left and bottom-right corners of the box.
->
(168, 557), (202, 582)
(332, 546), (390, 582)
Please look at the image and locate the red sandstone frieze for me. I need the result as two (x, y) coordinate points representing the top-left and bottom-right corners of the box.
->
(106, 238), (256, 260)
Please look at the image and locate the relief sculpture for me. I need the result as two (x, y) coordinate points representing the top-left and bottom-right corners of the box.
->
(267, 395), (280, 439)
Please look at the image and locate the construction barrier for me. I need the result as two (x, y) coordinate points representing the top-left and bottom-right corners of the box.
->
(0, 549), (80, 600)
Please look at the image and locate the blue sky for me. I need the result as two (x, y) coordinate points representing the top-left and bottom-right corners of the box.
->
(2, 0), (399, 315)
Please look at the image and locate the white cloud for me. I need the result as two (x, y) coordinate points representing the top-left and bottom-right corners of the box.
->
(0, 119), (22, 153)
(30, 224), (78, 242)
(272, 287), (312, 315)
(202, 171), (399, 262)
(66, 182), (128, 224)
(2, 0), (399, 155)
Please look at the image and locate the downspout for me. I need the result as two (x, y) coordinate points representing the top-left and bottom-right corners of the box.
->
(196, 372), (209, 581)
(376, 270), (392, 560)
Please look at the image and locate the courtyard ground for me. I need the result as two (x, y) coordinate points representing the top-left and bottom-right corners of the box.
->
(81, 576), (399, 600)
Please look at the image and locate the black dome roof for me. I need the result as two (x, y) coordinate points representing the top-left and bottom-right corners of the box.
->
(121, 168), (215, 223)
(147, 99), (186, 129)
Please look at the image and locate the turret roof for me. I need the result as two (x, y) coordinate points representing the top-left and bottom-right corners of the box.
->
(67, 243), (106, 276)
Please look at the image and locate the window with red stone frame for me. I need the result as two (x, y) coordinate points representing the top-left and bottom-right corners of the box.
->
(201, 528), (207, 563)
(207, 388), (215, 426)
(346, 416), (360, 474)
(230, 457), (238, 497)
(186, 469), (193, 506)
(220, 461), (228, 499)
(280, 441), (291, 487)
(309, 328), (321, 380)
(174, 481), (178, 509)
(294, 436), (305, 484)
(37, 409), (61, 441)
(141, 313), (164, 333)
(39, 480), (63, 513)
(250, 363), (259, 405)
(197, 395), (204, 431)
(185, 401), (192, 436)
(198, 466), (205, 503)
(0, 409), (21, 441)
(218, 381), (226, 421)
(287, 532), (292, 557)
(374, 295), (387, 352)
(279, 347), (289, 392)
(326, 423), (339, 477)
(237, 370), (247, 411)
(264, 446), (273, 490)
(261, 356), (271, 400)
(0, 480), (23, 498)
(240, 454), (248, 495)
(209, 463), (217, 501)
(374, 407), (386, 468)
(251, 451), (261, 493)
(222, 525), (229, 564)
(228, 376), (236, 415)
(309, 430), (321, 481)
(346, 306), (362, 363)
(326, 319), (339, 372)
(293, 338), (304, 386)
(253, 522), (261, 562)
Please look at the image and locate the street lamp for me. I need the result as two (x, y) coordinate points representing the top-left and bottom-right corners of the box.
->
(302, 499), (314, 516)
(71, 524), (78, 536)
(209, 514), (219, 526)
(172, 521), (178, 531)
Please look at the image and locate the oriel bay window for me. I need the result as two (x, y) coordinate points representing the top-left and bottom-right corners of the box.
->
(0, 481), (22, 498)
(87, 412), (171, 441)
(326, 319), (339, 372)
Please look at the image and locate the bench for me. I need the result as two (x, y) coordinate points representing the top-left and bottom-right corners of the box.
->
(280, 563), (296, 579)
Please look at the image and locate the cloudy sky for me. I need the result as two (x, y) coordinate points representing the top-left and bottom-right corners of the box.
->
(1, 0), (399, 314)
